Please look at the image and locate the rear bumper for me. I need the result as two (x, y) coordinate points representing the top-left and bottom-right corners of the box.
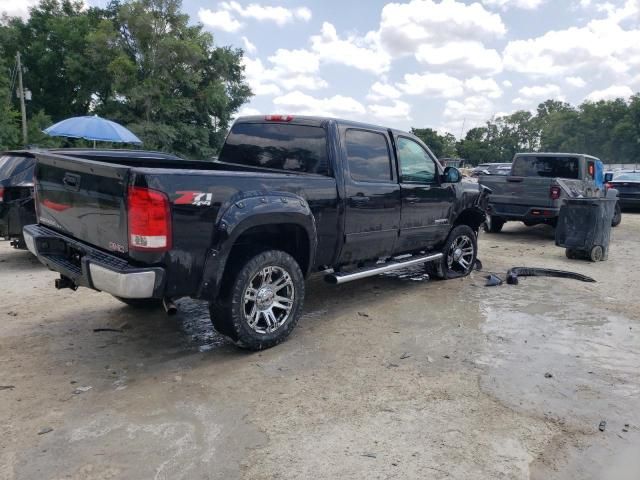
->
(618, 196), (640, 208)
(23, 224), (165, 299)
(488, 203), (560, 221)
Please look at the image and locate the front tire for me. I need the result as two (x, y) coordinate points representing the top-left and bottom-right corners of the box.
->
(209, 250), (305, 350)
(429, 225), (478, 280)
(611, 202), (622, 227)
(483, 215), (505, 233)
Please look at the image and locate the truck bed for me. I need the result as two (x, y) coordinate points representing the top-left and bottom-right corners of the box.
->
(34, 151), (339, 297)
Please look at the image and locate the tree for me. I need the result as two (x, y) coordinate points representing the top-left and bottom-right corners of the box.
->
(0, 0), (251, 156)
(2, 0), (115, 121)
(411, 128), (457, 158)
(0, 54), (20, 149)
(99, 0), (252, 158)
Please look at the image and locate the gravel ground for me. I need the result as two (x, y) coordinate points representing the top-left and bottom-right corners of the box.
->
(1, 214), (639, 480)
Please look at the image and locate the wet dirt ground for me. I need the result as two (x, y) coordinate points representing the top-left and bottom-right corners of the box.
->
(1, 214), (639, 480)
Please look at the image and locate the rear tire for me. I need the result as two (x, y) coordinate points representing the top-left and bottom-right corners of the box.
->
(113, 297), (163, 309)
(483, 215), (505, 233)
(428, 225), (477, 280)
(209, 249), (305, 351)
(611, 202), (622, 227)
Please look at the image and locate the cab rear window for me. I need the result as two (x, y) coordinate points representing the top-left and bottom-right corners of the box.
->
(511, 156), (580, 179)
(219, 123), (329, 175)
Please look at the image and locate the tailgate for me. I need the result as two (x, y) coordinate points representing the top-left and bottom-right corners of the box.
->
(35, 152), (130, 254)
(485, 176), (556, 208)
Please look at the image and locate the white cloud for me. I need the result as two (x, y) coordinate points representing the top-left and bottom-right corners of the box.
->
(238, 107), (261, 116)
(367, 82), (402, 101)
(518, 84), (562, 98)
(465, 77), (503, 98)
(503, 0), (640, 77)
(481, 0), (545, 10)
(443, 95), (495, 134)
(268, 49), (320, 74)
(502, 80), (513, 87)
(242, 56), (327, 96)
(0, 0), (38, 18)
(273, 91), (366, 117)
(415, 41), (503, 75)
(241, 36), (257, 54)
(368, 100), (412, 120)
(310, 22), (391, 74)
(566, 76), (587, 88)
(512, 83), (564, 105)
(200, 2), (311, 32)
(281, 75), (328, 91)
(222, 1), (312, 25)
(398, 73), (464, 98)
(585, 85), (634, 101)
(378, 0), (506, 56)
(295, 7), (312, 21)
(198, 8), (243, 33)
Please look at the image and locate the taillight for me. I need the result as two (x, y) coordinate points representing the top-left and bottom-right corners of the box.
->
(605, 182), (613, 189)
(127, 186), (172, 252)
(550, 185), (561, 200)
(0, 187), (4, 203)
(33, 186), (41, 219)
(265, 115), (293, 122)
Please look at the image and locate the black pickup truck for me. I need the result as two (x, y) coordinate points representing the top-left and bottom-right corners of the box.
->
(24, 116), (487, 349)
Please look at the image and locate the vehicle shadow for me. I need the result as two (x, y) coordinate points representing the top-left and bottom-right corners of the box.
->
(484, 222), (556, 241)
(36, 266), (440, 378)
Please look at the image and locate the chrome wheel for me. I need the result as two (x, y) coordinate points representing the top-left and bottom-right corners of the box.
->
(243, 266), (294, 334)
(447, 234), (475, 273)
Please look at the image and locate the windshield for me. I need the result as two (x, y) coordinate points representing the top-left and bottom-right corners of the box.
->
(613, 172), (640, 181)
(511, 156), (580, 179)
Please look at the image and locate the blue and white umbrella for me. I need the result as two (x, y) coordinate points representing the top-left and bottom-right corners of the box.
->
(43, 115), (142, 144)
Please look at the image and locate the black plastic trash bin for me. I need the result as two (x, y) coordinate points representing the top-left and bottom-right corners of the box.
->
(555, 195), (617, 262)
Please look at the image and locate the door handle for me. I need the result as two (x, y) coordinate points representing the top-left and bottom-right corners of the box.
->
(351, 195), (370, 203)
(405, 196), (419, 203)
(63, 173), (81, 191)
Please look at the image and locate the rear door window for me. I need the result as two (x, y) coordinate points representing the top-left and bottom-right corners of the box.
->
(345, 129), (393, 183)
(511, 156), (580, 179)
(218, 123), (328, 174)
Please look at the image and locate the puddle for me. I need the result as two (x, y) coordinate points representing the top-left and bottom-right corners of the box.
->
(476, 283), (640, 427)
(173, 299), (229, 352)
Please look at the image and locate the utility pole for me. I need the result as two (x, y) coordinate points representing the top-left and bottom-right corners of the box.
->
(16, 52), (28, 146)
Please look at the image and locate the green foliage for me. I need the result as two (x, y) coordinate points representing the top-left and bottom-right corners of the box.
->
(411, 128), (457, 158)
(427, 96), (640, 166)
(0, 0), (251, 157)
(0, 54), (20, 149)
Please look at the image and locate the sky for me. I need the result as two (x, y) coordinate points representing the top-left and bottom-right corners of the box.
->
(4, 0), (640, 137)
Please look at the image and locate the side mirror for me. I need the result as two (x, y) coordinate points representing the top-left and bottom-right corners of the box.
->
(443, 166), (462, 183)
(604, 173), (613, 183)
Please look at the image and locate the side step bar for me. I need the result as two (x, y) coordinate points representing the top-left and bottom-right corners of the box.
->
(324, 252), (443, 285)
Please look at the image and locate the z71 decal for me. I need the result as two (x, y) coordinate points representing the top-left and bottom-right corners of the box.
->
(174, 191), (213, 207)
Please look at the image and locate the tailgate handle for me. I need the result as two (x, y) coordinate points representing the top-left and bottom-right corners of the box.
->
(507, 176), (524, 183)
(62, 173), (81, 191)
